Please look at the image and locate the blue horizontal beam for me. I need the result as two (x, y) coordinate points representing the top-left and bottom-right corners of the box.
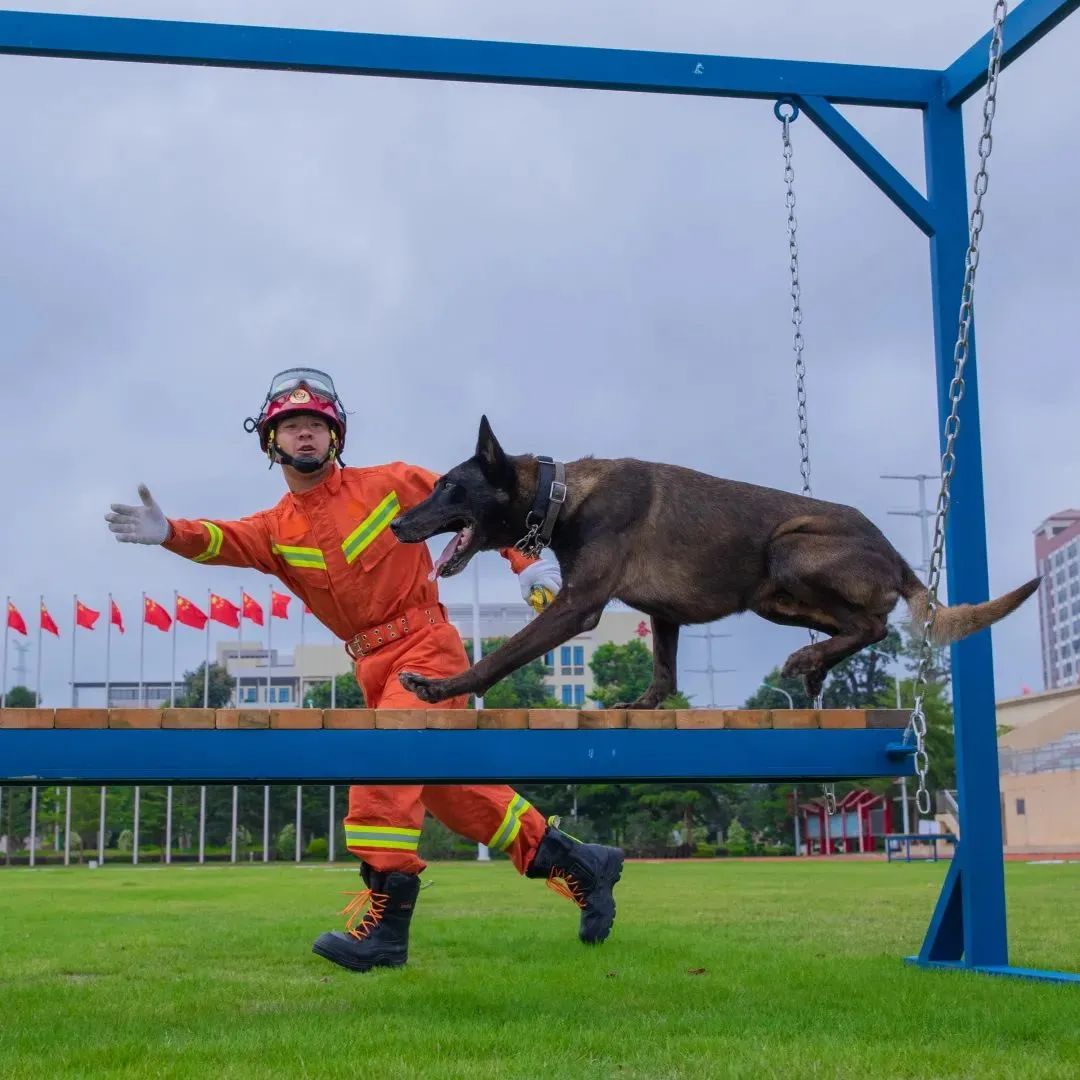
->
(0, 728), (912, 785)
(944, 0), (1080, 106)
(0, 10), (940, 107)
(797, 95), (937, 236)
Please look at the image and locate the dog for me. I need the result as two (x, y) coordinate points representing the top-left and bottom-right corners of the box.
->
(389, 416), (1039, 707)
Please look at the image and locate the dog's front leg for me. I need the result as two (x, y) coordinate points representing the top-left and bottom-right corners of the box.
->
(399, 592), (607, 704)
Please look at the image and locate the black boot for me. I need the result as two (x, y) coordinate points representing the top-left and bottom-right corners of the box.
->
(526, 822), (624, 944)
(312, 865), (420, 972)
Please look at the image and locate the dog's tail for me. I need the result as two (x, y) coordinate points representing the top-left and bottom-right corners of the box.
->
(901, 570), (1040, 646)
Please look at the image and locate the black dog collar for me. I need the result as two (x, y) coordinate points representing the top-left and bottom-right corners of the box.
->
(515, 456), (566, 557)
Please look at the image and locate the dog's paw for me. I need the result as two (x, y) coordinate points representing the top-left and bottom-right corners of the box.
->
(398, 671), (447, 704)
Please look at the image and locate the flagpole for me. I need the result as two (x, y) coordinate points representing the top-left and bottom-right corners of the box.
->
(105, 594), (113, 709)
(69, 594), (77, 707)
(266, 586), (272, 706)
(203, 588), (211, 708)
(139, 591), (146, 707)
(35, 594), (43, 707)
(170, 589), (177, 708)
(2, 594), (9, 708)
(299, 603), (306, 706)
(236, 597), (242, 706)
(98, 786), (107, 865)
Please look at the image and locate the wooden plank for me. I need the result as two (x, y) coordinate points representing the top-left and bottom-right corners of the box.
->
(867, 709), (909, 729)
(109, 708), (163, 729)
(322, 709), (376, 730)
(376, 710), (427, 730)
(426, 709), (478, 730)
(723, 710), (772, 729)
(771, 709), (820, 729)
(579, 710), (627, 729)
(529, 709), (580, 730)
(54, 708), (109, 729)
(819, 710), (867, 729)
(478, 709), (528, 730)
(627, 709), (675, 730)
(270, 709), (323, 730)
(676, 710), (726, 729)
(162, 708), (215, 729)
(215, 709), (270, 729)
(0, 708), (53, 729)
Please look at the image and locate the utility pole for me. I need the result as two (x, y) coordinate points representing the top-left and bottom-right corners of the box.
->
(685, 624), (735, 707)
(880, 473), (940, 578)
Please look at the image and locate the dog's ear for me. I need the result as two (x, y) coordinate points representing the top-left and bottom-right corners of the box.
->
(475, 415), (509, 480)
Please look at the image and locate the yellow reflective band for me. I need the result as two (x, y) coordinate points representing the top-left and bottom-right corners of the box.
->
(345, 825), (421, 851)
(271, 542), (327, 570)
(342, 491), (400, 565)
(488, 795), (531, 852)
(193, 521), (224, 563)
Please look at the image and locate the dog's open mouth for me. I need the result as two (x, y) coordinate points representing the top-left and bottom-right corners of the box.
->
(428, 520), (478, 580)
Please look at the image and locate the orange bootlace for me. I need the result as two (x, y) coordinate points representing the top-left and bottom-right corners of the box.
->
(338, 888), (389, 940)
(546, 870), (586, 909)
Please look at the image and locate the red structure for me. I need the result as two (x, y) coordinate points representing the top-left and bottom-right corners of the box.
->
(798, 788), (893, 855)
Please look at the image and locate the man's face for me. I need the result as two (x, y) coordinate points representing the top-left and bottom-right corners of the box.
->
(275, 414), (332, 466)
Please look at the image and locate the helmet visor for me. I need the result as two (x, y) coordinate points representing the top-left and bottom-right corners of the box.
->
(267, 367), (338, 403)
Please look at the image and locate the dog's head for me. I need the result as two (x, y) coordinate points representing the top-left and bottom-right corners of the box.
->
(390, 415), (525, 579)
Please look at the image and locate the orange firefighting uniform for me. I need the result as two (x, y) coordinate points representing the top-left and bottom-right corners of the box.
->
(163, 461), (548, 875)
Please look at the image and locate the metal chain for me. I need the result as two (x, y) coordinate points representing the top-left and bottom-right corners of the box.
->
(908, 1), (1008, 819)
(777, 99), (833, 815)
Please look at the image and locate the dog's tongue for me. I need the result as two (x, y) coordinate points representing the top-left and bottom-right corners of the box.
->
(429, 531), (464, 581)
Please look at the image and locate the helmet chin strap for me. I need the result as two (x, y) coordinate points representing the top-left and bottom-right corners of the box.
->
(266, 428), (340, 473)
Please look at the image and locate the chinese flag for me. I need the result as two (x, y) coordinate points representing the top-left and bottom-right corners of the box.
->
(76, 600), (100, 630)
(303, 603), (313, 615)
(7, 601), (27, 636)
(111, 599), (125, 634)
(176, 595), (208, 630)
(41, 602), (60, 637)
(271, 590), (291, 619)
(210, 593), (241, 628)
(144, 596), (172, 632)
(242, 591), (264, 626)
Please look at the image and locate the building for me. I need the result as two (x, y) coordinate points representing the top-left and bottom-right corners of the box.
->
(74, 601), (653, 708)
(997, 688), (1080, 854)
(1034, 509), (1080, 690)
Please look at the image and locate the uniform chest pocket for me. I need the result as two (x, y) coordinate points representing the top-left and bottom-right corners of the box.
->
(270, 530), (331, 590)
(341, 490), (401, 573)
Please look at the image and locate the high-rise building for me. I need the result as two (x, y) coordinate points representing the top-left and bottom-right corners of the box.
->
(1034, 509), (1080, 690)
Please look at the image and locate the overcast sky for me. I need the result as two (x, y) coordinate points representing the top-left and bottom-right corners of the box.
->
(2, 1), (1076, 709)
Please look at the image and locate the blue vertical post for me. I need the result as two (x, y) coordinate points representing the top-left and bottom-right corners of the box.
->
(921, 96), (1008, 967)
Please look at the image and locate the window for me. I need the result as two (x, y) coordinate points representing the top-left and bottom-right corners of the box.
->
(543, 651), (554, 671)
(1072, 582), (1079, 597)
(573, 645), (585, 675)
(561, 645), (572, 675)
(1016, 798), (1026, 816)
(276, 686), (291, 704)
(243, 687), (257, 703)
(1070, 562), (1079, 578)
(561, 685), (573, 706)
(574, 684), (585, 706)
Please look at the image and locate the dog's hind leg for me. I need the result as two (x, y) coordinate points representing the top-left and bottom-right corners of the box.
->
(780, 610), (889, 701)
(613, 616), (679, 709)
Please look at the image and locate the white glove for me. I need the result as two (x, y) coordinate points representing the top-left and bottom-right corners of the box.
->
(105, 484), (170, 545)
(519, 554), (562, 603)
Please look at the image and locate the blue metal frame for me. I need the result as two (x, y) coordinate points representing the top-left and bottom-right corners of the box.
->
(0, 728), (913, 786)
(0, 0), (1076, 984)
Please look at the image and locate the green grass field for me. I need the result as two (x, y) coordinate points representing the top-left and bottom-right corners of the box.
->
(1, 859), (1077, 1079)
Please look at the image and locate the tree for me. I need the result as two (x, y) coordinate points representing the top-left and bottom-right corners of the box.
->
(589, 639), (689, 708)
(4, 686), (37, 707)
(175, 663), (234, 708)
(306, 673), (365, 708)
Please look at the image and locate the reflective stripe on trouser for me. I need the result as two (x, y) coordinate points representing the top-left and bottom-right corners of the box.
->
(345, 785), (549, 876)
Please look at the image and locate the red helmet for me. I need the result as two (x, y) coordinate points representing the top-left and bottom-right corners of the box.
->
(246, 368), (347, 458)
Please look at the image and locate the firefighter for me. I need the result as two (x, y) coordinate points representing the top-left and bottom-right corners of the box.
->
(105, 367), (623, 972)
